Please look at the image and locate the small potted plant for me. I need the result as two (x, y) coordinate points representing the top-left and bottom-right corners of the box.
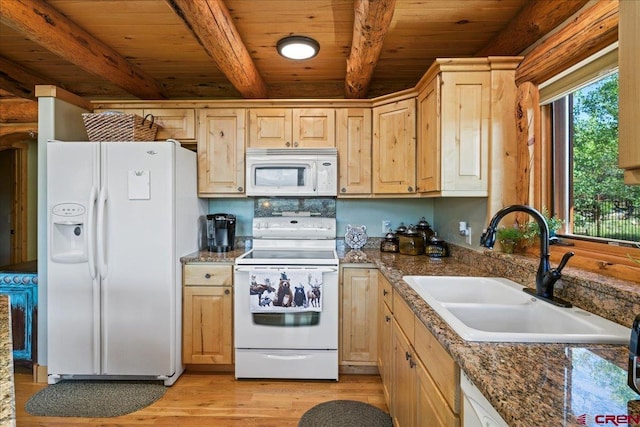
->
(496, 226), (524, 254)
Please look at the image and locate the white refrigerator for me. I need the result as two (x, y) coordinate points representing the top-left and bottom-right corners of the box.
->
(46, 139), (205, 385)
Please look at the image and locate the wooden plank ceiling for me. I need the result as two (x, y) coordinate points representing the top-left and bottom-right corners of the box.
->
(0, 0), (590, 103)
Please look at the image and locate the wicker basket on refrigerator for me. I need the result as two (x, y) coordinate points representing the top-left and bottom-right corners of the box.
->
(82, 111), (160, 141)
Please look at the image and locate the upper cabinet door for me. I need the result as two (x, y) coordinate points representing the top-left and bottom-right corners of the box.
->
(619, 0), (640, 185)
(336, 108), (372, 196)
(197, 109), (245, 196)
(440, 71), (490, 194)
(416, 76), (441, 194)
(293, 109), (335, 148)
(248, 109), (292, 148)
(248, 108), (335, 148)
(372, 98), (416, 194)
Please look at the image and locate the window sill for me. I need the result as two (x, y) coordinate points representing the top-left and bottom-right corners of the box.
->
(523, 237), (640, 284)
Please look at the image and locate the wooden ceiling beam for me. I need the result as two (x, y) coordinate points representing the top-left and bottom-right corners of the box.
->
(345, 0), (397, 99)
(0, 98), (38, 123)
(166, 0), (267, 99)
(0, 56), (55, 101)
(475, 0), (591, 57)
(515, 1), (618, 86)
(0, 0), (167, 100)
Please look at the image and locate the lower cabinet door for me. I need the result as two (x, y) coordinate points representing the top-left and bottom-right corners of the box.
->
(392, 319), (416, 427)
(416, 357), (459, 427)
(183, 286), (233, 364)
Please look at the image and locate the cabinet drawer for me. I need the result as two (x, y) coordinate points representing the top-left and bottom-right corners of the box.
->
(379, 271), (393, 311)
(393, 292), (414, 340)
(414, 317), (460, 413)
(184, 264), (232, 286)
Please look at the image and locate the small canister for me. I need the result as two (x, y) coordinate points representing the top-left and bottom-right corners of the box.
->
(425, 234), (449, 257)
(380, 232), (399, 253)
(398, 225), (425, 255)
(415, 217), (435, 246)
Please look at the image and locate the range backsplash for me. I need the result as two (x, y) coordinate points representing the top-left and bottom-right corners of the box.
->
(253, 197), (336, 218)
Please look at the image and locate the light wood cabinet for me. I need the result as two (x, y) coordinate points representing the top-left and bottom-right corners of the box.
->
(392, 318), (417, 427)
(197, 108), (245, 196)
(94, 108), (196, 141)
(183, 264), (233, 365)
(378, 272), (394, 406)
(619, 0), (640, 185)
(336, 108), (372, 196)
(372, 98), (416, 195)
(380, 274), (460, 427)
(417, 64), (490, 196)
(340, 267), (378, 366)
(248, 108), (335, 148)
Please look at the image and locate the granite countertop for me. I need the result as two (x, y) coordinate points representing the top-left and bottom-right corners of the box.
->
(182, 245), (640, 426)
(0, 295), (16, 427)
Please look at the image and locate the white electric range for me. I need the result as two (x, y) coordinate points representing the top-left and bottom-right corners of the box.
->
(234, 214), (339, 380)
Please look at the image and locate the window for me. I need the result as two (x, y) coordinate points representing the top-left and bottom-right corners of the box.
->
(551, 72), (640, 246)
(534, 44), (640, 281)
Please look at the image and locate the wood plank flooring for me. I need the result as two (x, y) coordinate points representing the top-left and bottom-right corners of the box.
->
(13, 368), (387, 426)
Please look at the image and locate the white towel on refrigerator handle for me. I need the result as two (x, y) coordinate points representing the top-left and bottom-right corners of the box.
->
(249, 269), (323, 313)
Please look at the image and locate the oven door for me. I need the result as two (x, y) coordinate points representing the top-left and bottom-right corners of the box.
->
(233, 266), (338, 350)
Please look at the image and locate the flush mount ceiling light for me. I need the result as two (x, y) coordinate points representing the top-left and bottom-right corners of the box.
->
(276, 36), (320, 60)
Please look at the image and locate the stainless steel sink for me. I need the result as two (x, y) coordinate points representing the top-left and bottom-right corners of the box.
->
(402, 276), (630, 343)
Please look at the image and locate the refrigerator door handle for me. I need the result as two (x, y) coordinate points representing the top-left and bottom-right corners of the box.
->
(87, 186), (98, 279)
(96, 186), (108, 279)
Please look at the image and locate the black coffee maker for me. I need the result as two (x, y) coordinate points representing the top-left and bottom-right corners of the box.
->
(206, 213), (236, 252)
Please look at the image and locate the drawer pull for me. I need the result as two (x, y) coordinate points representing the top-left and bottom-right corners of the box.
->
(224, 289), (230, 295)
(385, 315), (391, 322)
(409, 359), (416, 368)
(383, 289), (389, 296)
(405, 351), (411, 361)
(204, 273), (211, 279)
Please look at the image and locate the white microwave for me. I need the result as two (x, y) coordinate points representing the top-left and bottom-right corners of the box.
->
(245, 147), (338, 196)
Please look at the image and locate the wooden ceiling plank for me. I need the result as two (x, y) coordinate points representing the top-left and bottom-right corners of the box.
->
(476, 0), (591, 56)
(515, 1), (618, 86)
(166, 0), (268, 99)
(345, 0), (397, 99)
(0, 56), (55, 100)
(0, 0), (167, 100)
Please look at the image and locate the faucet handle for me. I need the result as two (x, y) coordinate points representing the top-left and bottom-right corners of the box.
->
(556, 251), (575, 273)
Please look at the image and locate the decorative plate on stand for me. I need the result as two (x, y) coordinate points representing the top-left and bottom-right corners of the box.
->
(345, 224), (368, 250)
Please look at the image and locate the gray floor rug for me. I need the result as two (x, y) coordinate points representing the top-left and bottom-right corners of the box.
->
(25, 380), (166, 418)
(299, 400), (392, 427)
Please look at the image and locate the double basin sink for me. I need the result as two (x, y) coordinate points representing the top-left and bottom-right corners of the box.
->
(402, 276), (630, 343)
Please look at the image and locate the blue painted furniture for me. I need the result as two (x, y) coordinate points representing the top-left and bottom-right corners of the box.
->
(0, 261), (37, 366)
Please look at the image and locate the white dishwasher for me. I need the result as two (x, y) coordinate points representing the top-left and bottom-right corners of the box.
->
(461, 373), (510, 427)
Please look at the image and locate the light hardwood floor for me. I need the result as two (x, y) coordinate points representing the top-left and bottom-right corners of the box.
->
(14, 368), (387, 426)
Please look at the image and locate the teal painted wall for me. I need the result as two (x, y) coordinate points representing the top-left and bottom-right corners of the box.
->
(207, 198), (436, 237)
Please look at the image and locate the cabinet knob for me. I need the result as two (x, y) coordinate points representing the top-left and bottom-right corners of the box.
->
(285, 142), (291, 147)
(341, 187), (346, 193)
(408, 186), (414, 192)
(238, 186), (243, 192)
(224, 289), (230, 295)
(294, 142), (299, 147)
(204, 273), (211, 279)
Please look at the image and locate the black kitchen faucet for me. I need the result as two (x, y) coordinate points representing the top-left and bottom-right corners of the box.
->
(480, 204), (575, 307)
